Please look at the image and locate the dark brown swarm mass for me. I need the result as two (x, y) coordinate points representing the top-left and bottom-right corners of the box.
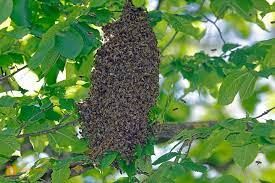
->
(78, 1), (160, 160)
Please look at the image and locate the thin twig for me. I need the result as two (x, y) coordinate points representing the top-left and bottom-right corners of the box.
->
(183, 138), (193, 159)
(17, 120), (78, 138)
(254, 106), (275, 119)
(202, 15), (226, 44)
(161, 31), (178, 54)
(0, 65), (28, 81)
(174, 141), (186, 163)
(156, 0), (163, 10)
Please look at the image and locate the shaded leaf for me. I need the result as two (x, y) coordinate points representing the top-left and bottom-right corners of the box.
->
(0, 0), (13, 24)
(232, 143), (258, 168)
(55, 27), (84, 59)
(152, 152), (179, 165)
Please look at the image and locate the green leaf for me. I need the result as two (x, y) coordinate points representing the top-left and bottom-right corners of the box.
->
(90, 0), (108, 7)
(148, 10), (163, 27)
(132, 0), (145, 7)
(0, 176), (17, 183)
(28, 158), (52, 183)
(219, 118), (246, 131)
(210, 0), (266, 29)
(55, 27), (84, 59)
(263, 45), (275, 68)
(180, 158), (207, 173)
(118, 159), (137, 177)
(72, 22), (101, 55)
(197, 129), (230, 159)
(40, 49), (60, 76)
(232, 143), (258, 168)
(80, 9), (113, 26)
(152, 152), (179, 165)
(163, 13), (205, 39)
(218, 70), (256, 105)
(0, 0), (13, 23)
(10, 0), (30, 27)
(59, 98), (75, 111)
(0, 96), (16, 107)
(30, 135), (48, 153)
(135, 157), (152, 173)
(28, 37), (55, 69)
(18, 105), (45, 122)
(0, 134), (20, 157)
(48, 126), (88, 153)
(214, 175), (241, 183)
(227, 132), (251, 147)
(239, 72), (257, 100)
(100, 152), (118, 169)
(52, 160), (70, 183)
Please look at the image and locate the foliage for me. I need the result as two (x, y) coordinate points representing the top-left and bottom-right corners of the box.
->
(0, 0), (275, 182)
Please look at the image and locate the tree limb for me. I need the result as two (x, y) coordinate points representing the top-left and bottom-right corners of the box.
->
(17, 120), (79, 138)
(0, 65), (28, 82)
(152, 121), (217, 142)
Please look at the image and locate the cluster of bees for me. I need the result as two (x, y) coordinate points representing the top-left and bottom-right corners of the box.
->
(78, 1), (160, 160)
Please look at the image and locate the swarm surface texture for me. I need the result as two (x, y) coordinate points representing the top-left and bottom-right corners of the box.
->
(78, 1), (160, 160)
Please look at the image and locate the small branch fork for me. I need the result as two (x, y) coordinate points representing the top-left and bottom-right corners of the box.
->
(202, 15), (226, 44)
(0, 65), (28, 82)
(17, 120), (79, 138)
(254, 106), (275, 119)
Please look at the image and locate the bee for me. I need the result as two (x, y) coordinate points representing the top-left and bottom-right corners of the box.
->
(255, 160), (262, 165)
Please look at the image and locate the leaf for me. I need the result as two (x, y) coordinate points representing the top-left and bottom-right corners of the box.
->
(100, 152), (118, 169)
(163, 13), (205, 39)
(132, 0), (145, 7)
(222, 43), (240, 52)
(0, 96), (16, 107)
(180, 158), (207, 173)
(232, 143), (258, 168)
(239, 72), (257, 100)
(214, 175), (241, 183)
(48, 127), (88, 153)
(0, 134), (20, 157)
(0, 0), (13, 24)
(210, 0), (266, 29)
(152, 152), (179, 165)
(263, 46), (275, 68)
(218, 70), (256, 105)
(52, 161), (70, 183)
(219, 118), (246, 131)
(80, 9), (113, 26)
(0, 176), (17, 183)
(197, 129), (230, 159)
(59, 98), (75, 111)
(28, 37), (55, 69)
(55, 27), (84, 59)
(135, 157), (152, 173)
(10, 0), (30, 27)
(28, 158), (52, 183)
(90, 0), (108, 7)
(72, 22), (101, 56)
(148, 10), (163, 27)
(18, 105), (45, 122)
(30, 135), (48, 153)
(40, 49), (60, 76)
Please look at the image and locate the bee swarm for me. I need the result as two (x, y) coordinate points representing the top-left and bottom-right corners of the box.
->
(78, 1), (160, 160)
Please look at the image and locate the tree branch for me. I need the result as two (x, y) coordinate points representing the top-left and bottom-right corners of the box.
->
(152, 121), (217, 142)
(254, 106), (275, 119)
(0, 65), (28, 82)
(161, 31), (178, 54)
(156, 0), (163, 10)
(17, 120), (79, 138)
(202, 15), (226, 44)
